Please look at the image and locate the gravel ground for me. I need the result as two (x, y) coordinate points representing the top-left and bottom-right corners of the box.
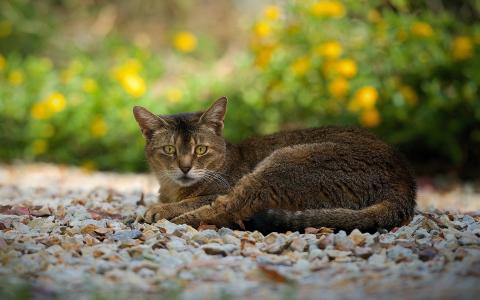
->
(0, 163), (479, 300)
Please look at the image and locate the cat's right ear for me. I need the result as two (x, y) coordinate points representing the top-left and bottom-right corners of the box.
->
(199, 96), (228, 135)
(133, 106), (168, 139)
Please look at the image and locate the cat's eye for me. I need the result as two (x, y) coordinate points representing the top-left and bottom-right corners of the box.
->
(195, 145), (208, 155)
(163, 145), (176, 155)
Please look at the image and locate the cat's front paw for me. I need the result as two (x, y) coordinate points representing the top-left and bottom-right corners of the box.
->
(171, 211), (202, 228)
(143, 204), (180, 223)
(171, 205), (232, 228)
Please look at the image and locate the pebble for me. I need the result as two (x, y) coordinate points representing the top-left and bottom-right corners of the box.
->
(1, 169), (479, 299)
(111, 230), (142, 241)
(201, 243), (238, 256)
(386, 245), (414, 262)
(334, 230), (355, 251)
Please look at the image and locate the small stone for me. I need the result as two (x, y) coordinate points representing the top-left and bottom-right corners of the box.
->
(379, 233), (396, 246)
(387, 245), (413, 262)
(290, 237), (307, 252)
(451, 220), (467, 230)
(31, 206), (51, 217)
(111, 230), (142, 241)
(325, 249), (352, 258)
(418, 247), (438, 261)
(218, 227), (234, 237)
(335, 231), (355, 251)
(154, 219), (178, 234)
(166, 238), (186, 251)
(250, 231), (264, 242)
(458, 233), (479, 246)
(293, 259), (310, 272)
(222, 234), (241, 246)
(349, 229), (366, 246)
(462, 215), (475, 225)
(308, 248), (325, 261)
(45, 245), (63, 255)
(317, 234), (334, 249)
(201, 243), (237, 256)
(264, 235), (290, 254)
(264, 233), (279, 244)
(353, 246), (373, 259)
(192, 229), (220, 244)
(415, 228), (430, 239)
(368, 253), (387, 266)
(94, 227), (111, 235)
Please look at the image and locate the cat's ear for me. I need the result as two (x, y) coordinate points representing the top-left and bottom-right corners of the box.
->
(199, 96), (227, 135)
(133, 106), (168, 139)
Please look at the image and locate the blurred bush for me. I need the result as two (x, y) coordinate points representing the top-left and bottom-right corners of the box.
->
(0, 0), (479, 176)
(236, 0), (480, 176)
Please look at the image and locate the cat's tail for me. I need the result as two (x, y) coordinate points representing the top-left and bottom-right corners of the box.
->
(247, 201), (414, 234)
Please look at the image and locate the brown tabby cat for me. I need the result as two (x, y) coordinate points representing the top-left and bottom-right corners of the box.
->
(133, 97), (416, 233)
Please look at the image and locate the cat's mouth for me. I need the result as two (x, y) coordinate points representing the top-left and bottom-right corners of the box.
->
(175, 175), (197, 186)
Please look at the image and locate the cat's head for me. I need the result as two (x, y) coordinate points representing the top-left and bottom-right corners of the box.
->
(133, 97), (228, 187)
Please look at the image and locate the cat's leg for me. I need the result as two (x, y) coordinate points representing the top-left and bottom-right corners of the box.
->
(171, 143), (343, 227)
(143, 195), (218, 223)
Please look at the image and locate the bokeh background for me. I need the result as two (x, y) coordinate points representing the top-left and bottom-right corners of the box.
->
(0, 0), (479, 178)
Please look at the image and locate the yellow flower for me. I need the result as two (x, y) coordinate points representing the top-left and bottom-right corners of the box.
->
(80, 160), (97, 172)
(349, 86), (378, 112)
(322, 60), (337, 76)
(8, 70), (24, 86)
(82, 78), (98, 93)
(0, 20), (13, 38)
(120, 73), (146, 97)
(452, 36), (473, 61)
(411, 22), (433, 38)
(166, 88), (183, 103)
(254, 21), (272, 38)
(113, 59), (142, 80)
(328, 77), (349, 98)
(254, 46), (275, 68)
(0, 54), (6, 71)
(291, 57), (311, 76)
(32, 139), (48, 155)
(173, 31), (197, 53)
(311, 1), (345, 18)
(367, 9), (382, 23)
(360, 109), (381, 127)
(264, 5), (281, 20)
(45, 92), (67, 113)
(31, 102), (51, 120)
(90, 117), (108, 137)
(316, 41), (343, 59)
(336, 59), (357, 78)
(399, 85), (418, 105)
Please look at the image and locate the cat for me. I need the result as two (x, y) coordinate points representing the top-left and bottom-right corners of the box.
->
(133, 96), (416, 233)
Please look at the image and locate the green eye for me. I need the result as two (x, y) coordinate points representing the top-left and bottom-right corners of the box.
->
(195, 145), (208, 155)
(163, 145), (176, 154)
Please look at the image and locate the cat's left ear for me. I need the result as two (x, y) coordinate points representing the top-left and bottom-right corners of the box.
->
(199, 96), (227, 135)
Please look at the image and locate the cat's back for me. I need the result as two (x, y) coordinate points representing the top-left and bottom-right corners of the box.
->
(236, 126), (386, 165)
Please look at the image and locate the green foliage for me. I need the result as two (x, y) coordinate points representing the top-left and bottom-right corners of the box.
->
(234, 0), (480, 172)
(0, 0), (479, 173)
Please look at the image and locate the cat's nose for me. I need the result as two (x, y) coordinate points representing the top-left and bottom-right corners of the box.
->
(179, 166), (191, 174)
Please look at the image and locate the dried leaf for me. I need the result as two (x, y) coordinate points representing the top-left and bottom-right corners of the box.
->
(136, 192), (145, 206)
(240, 237), (256, 250)
(55, 205), (65, 218)
(258, 265), (288, 283)
(31, 206), (51, 217)
(81, 224), (97, 234)
(94, 227), (111, 235)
